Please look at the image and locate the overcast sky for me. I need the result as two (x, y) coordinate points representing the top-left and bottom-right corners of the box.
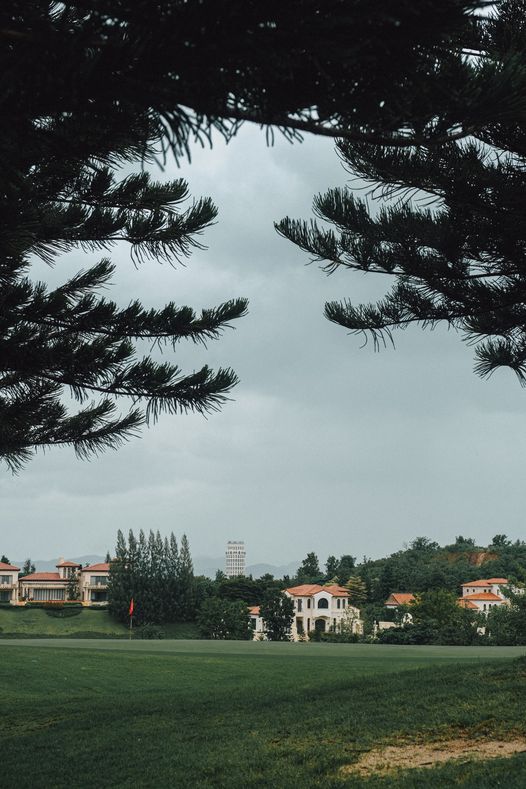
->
(2, 126), (526, 568)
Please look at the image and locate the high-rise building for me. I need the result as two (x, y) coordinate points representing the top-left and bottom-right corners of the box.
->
(225, 541), (246, 577)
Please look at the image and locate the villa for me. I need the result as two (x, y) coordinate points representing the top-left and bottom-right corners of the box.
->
(284, 583), (363, 640)
(79, 563), (110, 605)
(4, 557), (111, 606)
(458, 577), (513, 614)
(0, 561), (20, 605)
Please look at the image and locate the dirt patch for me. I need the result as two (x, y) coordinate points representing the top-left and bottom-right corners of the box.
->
(341, 738), (526, 777)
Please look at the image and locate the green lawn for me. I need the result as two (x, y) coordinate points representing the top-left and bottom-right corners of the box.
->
(1, 641), (526, 788)
(0, 607), (199, 639)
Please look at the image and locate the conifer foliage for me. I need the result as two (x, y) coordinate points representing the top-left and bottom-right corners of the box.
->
(278, 1), (526, 387)
(0, 120), (248, 471)
(108, 529), (197, 624)
(1, 1), (507, 151)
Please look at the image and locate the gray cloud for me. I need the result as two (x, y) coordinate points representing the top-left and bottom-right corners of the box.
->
(3, 127), (526, 566)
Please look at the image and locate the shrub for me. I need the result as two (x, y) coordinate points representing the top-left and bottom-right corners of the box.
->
(45, 607), (83, 618)
(136, 623), (164, 639)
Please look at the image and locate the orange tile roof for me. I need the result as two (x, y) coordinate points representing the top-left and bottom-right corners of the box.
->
(56, 560), (81, 567)
(248, 606), (260, 615)
(20, 572), (63, 582)
(323, 584), (350, 597)
(385, 593), (416, 606)
(81, 563), (110, 573)
(0, 562), (19, 571)
(284, 584), (349, 597)
(285, 584), (324, 596)
(461, 578), (508, 587)
(458, 598), (479, 609)
(486, 578), (508, 584)
(462, 592), (503, 601)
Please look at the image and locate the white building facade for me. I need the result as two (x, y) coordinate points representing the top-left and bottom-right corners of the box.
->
(458, 577), (514, 615)
(225, 541), (246, 577)
(284, 584), (363, 640)
(0, 562), (20, 605)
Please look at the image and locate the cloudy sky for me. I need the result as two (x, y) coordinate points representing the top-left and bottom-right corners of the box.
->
(2, 126), (526, 568)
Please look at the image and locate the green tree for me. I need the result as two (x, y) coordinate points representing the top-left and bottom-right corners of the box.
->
(197, 598), (251, 640)
(297, 553), (321, 581)
(20, 559), (35, 578)
(325, 555), (339, 578)
(486, 592), (526, 645)
(0, 555), (10, 564)
(336, 555), (356, 585)
(346, 576), (368, 607)
(277, 3), (526, 392)
(178, 535), (197, 621)
(5, 1), (525, 471)
(0, 157), (247, 470)
(491, 534), (511, 548)
(108, 530), (133, 623)
(66, 571), (80, 601)
(259, 591), (295, 641)
(4, 1), (506, 155)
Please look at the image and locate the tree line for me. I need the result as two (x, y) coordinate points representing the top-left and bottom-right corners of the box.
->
(108, 529), (197, 624)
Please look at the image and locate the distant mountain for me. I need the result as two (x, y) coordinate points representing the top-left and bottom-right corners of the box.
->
(13, 555), (106, 572)
(12, 554), (300, 579)
(246, 561), (300, 579)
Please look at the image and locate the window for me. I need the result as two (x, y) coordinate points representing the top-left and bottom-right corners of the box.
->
(0, 575), (11, 585)
(32, 588), (65, 601)
(337, 599), (341, 609)
(342, 599), (346, 607)
(297, 599), (303, 612)
(307, 599), (311, 609)
(317, 598), (329, 609)
(92, 576), (108, 586)
(0, 591), (10, 602)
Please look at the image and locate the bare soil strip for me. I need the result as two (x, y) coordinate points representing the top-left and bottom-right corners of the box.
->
(341, 738), (526, 777)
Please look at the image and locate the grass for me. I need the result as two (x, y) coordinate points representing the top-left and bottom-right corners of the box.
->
(1, 641), (526, 788)
(0, 607), (199, 639)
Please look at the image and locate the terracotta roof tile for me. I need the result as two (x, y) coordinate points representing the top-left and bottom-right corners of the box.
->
(385, 593), (416, 606)
(81, 563), (110, 573)
(20, 572), (63, 582)
(323, 584), (350, 597)
(457, 598), (479, 609)
(248, 606), (260, 615)
(462, 592), (503, 601)
(461, 578), (508, 587)
(284, 584), (349, 597)
(285, 584), (324, 596)
(56, 560), (81, 567)
(0, 562), (19, 571)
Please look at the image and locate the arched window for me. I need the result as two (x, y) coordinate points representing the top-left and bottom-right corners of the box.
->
(317, 598), (329, 609)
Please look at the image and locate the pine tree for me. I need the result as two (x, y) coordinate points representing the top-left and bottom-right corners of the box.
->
(0, 151), (248, 470)
(107, 529), (132, 622)
(178, 535), (196, 621)
(2, 2), (513, 153)
(20, 559), (36, 578)
(278, 2), (526, 389)
(6, 3), (526, 472)
(346, 576), (368, 607)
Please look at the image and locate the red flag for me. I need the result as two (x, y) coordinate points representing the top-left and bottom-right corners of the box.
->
(129, 598), (134, 617)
